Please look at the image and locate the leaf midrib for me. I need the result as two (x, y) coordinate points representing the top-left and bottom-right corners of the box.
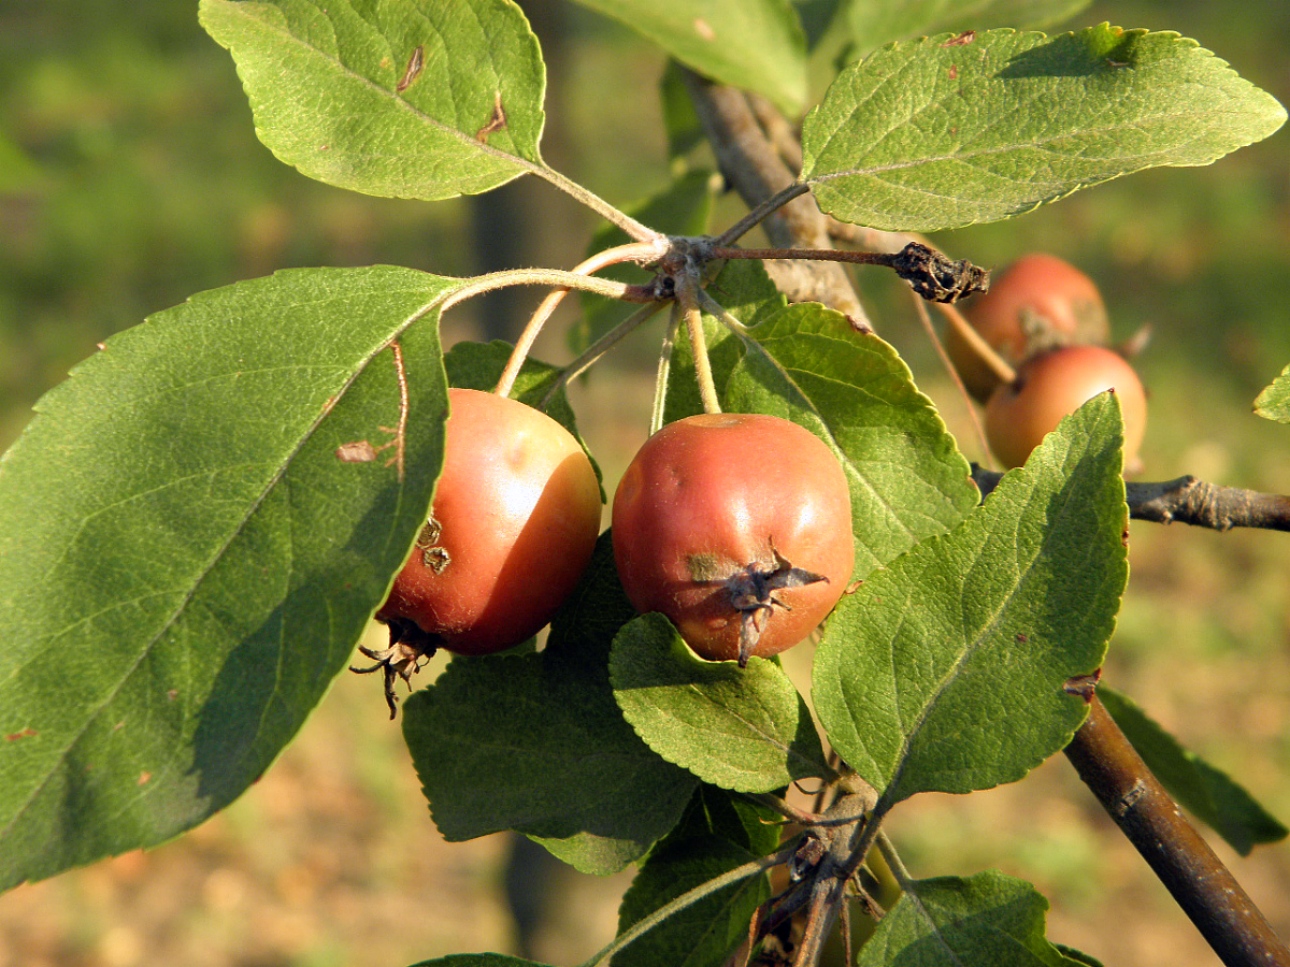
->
(879, 469), (1089, 806)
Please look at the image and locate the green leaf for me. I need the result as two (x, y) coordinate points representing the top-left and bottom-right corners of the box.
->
(1099, 686), (1288, 855)
(802, 26), (1288, 232)
(668, 292), (978, 574)
(614, 835), (770, 967)
(199, 0), (546, 200)
(668, 783), (784, 857)
(573, 169), (717, 356)
(401, 535), (697, 875)
(611, 613), (829, 792)
(814, 394), (1128, 807)
(844, 0), (1092, 56)
(0, 266), (458, 890)
(857, 871), (1070, 967)
(569, 0), (808, 115)
(1254, 363), (1290, 422)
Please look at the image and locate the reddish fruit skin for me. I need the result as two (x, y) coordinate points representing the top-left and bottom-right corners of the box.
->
(378, 387), (601, 656)
(947, 253), (1109, 402)
(611, 413), (855, 663)
(985, 345), (1147, 469)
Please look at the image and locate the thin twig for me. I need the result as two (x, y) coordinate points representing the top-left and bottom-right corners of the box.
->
(936, 301), (1016, 384)
(493, 240), (668, 398)
(910, 292), (992, 466)
(1064, 692), (1290, 967)
(971, 466), (1290, 532)
(539, 301), (665, 409)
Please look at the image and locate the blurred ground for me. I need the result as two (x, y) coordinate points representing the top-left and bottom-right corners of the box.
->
(2, 1), (1290, 965)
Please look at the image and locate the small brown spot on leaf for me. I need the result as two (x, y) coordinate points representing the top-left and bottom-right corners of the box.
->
(844, 580), (864, 594)
(336, 441), (378, 463)
(138, 771), (152, 786)
(475, 92), (507, 142)
(319, 144), (330, 151)
(397, 44), (424, 93)
(113, 721), (125, 732)
(1107, 59), (1129, 69)
(5, 727), (37, 742)
(941, 30), (975, 47)
(693, 17), (715, 41)
(167, 689), (179, 702)
(1015, 633), (1028, 643)
(96, 342), (107, 351)
(948, 64), (958, 80)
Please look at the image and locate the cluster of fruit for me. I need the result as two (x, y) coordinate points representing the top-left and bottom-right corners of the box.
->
(370, 253), (1145, 696)
(946, 253), (1147, 469)
(368, 389), (854, 698)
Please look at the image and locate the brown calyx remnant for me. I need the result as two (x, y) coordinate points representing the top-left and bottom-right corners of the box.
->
(351, 617), (441, 719)
(690, 545), (829, 667)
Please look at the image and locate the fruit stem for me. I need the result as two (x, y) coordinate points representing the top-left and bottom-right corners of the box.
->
(651, 304), (682, 435)
(909, 292), (994, 467)
(676, 275), (722, 414)
(936, 301), (1018, 385)
(493, 241), (669, 399)
(540, 302), (665, 409)
(696, 290), (751, 335)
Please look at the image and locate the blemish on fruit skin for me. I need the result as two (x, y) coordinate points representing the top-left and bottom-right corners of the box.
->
(5, 727), (37, 742)
(693, 18), (715, 41)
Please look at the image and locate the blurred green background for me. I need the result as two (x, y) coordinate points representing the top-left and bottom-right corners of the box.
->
(1, 2), (1288, 965)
